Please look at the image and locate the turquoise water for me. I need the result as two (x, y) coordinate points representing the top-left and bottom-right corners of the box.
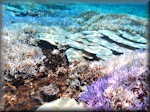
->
(2, 2), (149, 27)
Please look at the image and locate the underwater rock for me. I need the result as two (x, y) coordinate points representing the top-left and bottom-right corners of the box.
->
(36, 98), (86, 111)
(39, 84), (59, 102)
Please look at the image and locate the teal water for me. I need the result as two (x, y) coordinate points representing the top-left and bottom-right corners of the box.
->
(2, 1), (149, 27)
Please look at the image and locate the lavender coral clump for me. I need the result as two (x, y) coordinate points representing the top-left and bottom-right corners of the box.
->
(79, 63), (149, 111)
(79, 76), (111, 110)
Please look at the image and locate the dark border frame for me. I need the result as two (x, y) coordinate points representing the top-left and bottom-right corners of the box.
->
(0, 0), (149, 111)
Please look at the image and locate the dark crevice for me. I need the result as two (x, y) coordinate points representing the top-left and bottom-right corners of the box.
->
(111, 50), (123, 55)
(37, 40), (57, 50)
(101, 36), (137, 50)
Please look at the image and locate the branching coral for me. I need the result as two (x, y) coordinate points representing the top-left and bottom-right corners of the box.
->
(66, 62), (107, 99)
(90, 49), (148, 75)
(66, 50), (148, 99)
(1, 25), (46, 82)
(79, 58), (149, 111)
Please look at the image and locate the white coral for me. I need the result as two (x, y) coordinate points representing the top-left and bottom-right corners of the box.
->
(2, 25), (45, 76)
(36, 97), (87, 111)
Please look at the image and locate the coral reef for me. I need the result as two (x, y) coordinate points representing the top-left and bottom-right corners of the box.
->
(66, 49), (148, 100)
(66, 62), (106, 99)
(1, 23), (69, 111)
(3, 6), (149, 63)
(36, 29), (148, 62)
(1, 2), (149, 111)
(80, 14), (149, 38)
(2, 31), (45, 82)
(79, 53), (149, 111)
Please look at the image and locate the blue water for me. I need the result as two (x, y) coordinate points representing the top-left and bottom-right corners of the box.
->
(2, 2), (149, 27)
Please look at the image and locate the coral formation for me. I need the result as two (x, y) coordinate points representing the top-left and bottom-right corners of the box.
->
(36, 97), (86, 111)
(79, 52), (149, 111)
(2, 31), (45, 82)
(1, 2), (149, 111)
(65, 50), (148, 100)
(80, 14), (149, 38)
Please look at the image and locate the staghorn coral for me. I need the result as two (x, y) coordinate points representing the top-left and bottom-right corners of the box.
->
(79, 58), (149, 111)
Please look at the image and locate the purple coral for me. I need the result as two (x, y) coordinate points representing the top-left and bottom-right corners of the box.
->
(79, 64), (149, 111)
(79, 76), (111, 110)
